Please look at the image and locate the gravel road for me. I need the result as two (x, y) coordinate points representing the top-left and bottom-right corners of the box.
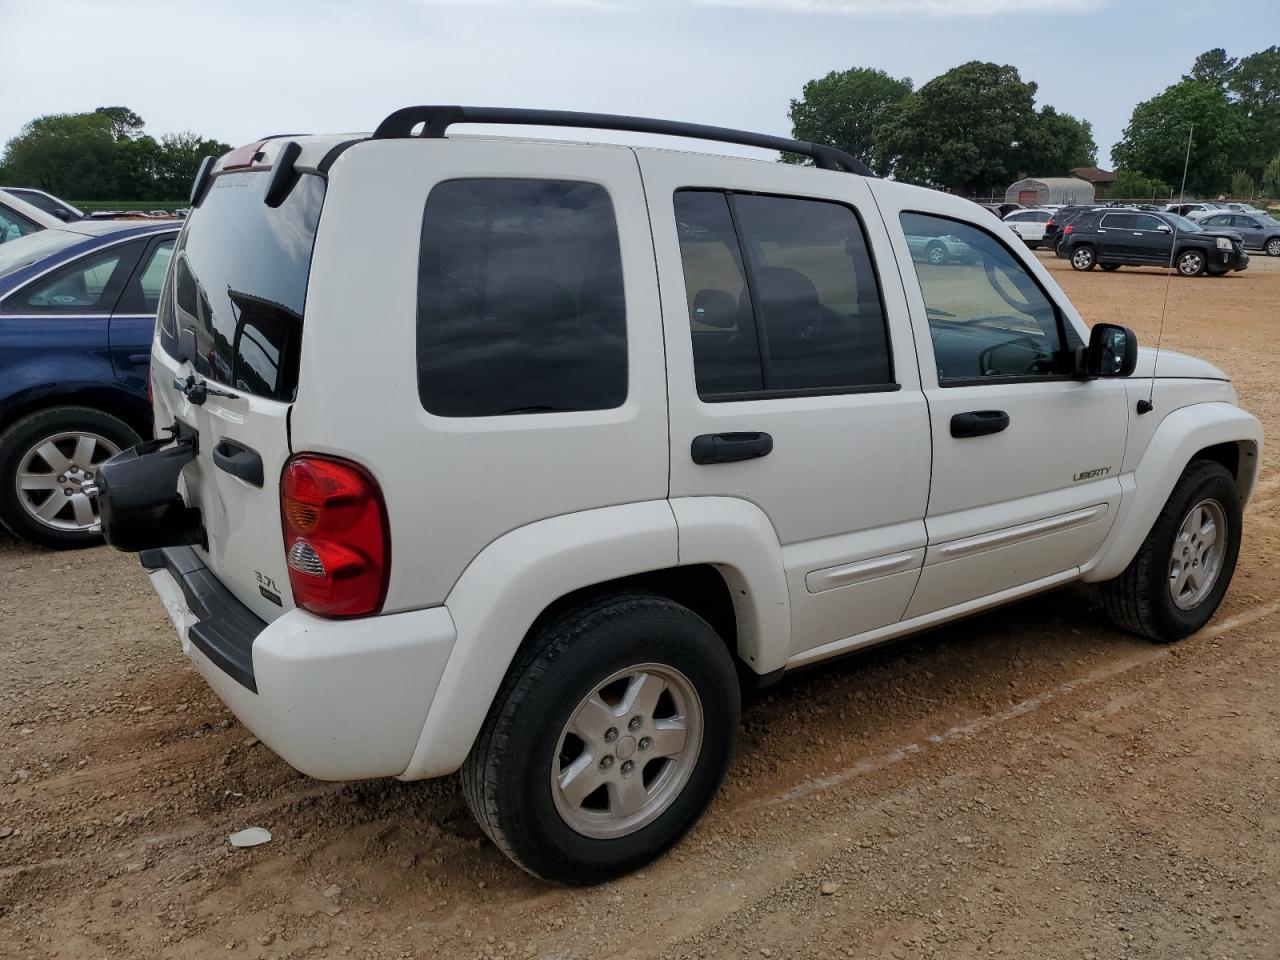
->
(2, 253), (1278, 960)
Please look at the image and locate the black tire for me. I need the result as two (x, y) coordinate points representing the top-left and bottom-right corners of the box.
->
(1100, 263), (1121, 271)
(1265, 236), (1280, 257)
(0, 406), (140, 549)
(1175, 248), (1207, 277)
(460, 591), (740, 884)
(1101, 460), (1242, 642)
(1070, 244), (1096, 271)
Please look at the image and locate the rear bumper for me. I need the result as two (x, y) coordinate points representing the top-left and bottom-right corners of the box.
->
(144, 548), (457, 780)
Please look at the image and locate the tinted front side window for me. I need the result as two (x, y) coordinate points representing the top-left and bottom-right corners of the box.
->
(417, 178), (626, 417)
(162, 172), (325, 400)
(675, 190), (892, 399)
(901, 212), (1066, 384)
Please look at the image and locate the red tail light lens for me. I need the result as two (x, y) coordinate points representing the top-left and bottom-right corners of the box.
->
(1064, 224), (1074, 234)
(280, 455), (389, 618)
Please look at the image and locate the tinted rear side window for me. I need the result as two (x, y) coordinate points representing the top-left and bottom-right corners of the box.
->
(417, 178), (627, 417)
(161, 171), (325, 400)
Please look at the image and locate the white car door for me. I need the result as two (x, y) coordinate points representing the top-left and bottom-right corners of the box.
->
(639, 152), (931, 657)
(875, 183), (1128, 617)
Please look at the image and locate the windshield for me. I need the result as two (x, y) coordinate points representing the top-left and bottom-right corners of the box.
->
(0, 228), (85, 280)
(1166, 214), (1202, 233)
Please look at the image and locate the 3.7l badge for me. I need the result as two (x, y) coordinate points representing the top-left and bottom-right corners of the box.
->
(1072, 466), (1112, 482)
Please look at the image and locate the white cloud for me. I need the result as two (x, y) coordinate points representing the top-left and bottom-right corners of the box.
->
(692, 0), (1105, 13)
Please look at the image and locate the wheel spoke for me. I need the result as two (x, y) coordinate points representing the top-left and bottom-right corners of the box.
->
(607, 773), (649, 818)
(570, 695), (618, 742)
(620, 672), (666, 720)
(557, 753), (605, 809)
(72, 435), (97, 468)
(70, 493), (96, 528)
(18, 472), (60, 491)
(35, 491), (69, 521)
(35, 441), (71, 475)
(647, 720), (688, 759)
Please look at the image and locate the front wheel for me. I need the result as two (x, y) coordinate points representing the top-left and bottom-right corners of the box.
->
(0, 406), (140, 548)
(1176, 249), (1207, 277)
(461, 592), (740, 884)
(1070, 245), (1096, 271)
(1265, 237), (1280, 257)
(1102, 460), (1242, 642)
(926, 241), (947, 265)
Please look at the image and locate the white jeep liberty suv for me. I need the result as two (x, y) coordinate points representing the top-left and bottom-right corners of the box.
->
(95, 107), (1262, 884)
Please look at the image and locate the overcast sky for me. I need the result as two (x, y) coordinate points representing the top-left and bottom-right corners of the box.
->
(2, 0), (1277, 171)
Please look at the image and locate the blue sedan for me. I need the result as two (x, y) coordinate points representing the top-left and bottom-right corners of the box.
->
(0, 219), (179, 547)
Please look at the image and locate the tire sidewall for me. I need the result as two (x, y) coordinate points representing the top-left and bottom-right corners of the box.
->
(1266, 237), (1280, 257)
(1071, 245), (1095, 271)
(0, 407), (140, 548)
(1146, 464), (1242, 639)
(488, 602), (739, 883)
(1177, 249), (1206, 277)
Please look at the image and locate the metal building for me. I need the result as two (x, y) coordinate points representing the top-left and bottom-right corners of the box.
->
(1005, 176), (1096, 206)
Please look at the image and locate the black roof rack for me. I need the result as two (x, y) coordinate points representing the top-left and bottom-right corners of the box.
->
(371, 106), (874, 177)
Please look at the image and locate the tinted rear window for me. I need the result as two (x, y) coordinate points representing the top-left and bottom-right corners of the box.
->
(416, 178), (627, 417)
(160, 171), (325, 400)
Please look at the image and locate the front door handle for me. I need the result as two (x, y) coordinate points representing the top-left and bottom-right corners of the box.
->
(691, 432), (774, 465)
(950, 410), (1010, 439)
(212, 439), (264, 487)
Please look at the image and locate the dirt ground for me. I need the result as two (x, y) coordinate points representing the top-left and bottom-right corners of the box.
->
(2, 252), (1279, 960)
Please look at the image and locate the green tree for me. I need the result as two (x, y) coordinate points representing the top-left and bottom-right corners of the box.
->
(1262, 153), (1280, 197)
(1112, 79), (1247, 195)
(784, 67), (912, 174)
(1111, 168), (1172, 200)
(155, 132), (232, 199)
(111, 135), (162, 199)
(1230, 169), (1256, 199)
(1017, 106), (1096, 176)
(1228, 45), (1280, 176)
(0, 111), (118, 198)
(873, 61), (1090, 194)
(94, 106), (146, 141)
(1185, 48), (1237, 91)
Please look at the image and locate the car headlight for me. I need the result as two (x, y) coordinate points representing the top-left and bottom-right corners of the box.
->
(1216, 237), (1233, 251)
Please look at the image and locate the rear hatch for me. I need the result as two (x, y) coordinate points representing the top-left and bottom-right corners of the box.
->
(151, 156), (327, 622)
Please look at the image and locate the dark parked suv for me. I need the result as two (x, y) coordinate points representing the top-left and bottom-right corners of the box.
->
(1043, 205), (1097, 255)
(1063, 209), (1248, 277)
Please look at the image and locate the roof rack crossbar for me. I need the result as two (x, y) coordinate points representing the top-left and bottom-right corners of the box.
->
(371, 106), (873, 177)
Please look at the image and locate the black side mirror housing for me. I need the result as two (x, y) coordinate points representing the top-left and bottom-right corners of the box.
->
(1085, 323), (1138, 377)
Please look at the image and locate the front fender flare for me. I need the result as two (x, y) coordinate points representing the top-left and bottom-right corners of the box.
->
(1082, 402), (1262, 583)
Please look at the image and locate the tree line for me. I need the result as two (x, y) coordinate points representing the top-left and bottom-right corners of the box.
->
(787, 45), (1280, 200)
(0, 107), (231, 202)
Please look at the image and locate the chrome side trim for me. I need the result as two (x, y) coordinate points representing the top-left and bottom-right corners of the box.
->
(806, 550), (919, 594)
(935, 504), (1107, 561)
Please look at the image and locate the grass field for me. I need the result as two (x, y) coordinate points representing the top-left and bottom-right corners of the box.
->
(71, 199), (185, 213)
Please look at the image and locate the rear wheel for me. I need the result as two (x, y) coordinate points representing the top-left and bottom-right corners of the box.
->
(1070, 245), (1096, 271)
(1102, 460), (1241, 642)
(461, 592), (740, 884)
(1265, 237), (1280, 257)
(1176, 248), (1206, 277)
(0, 406), (139, 548)
(926, 241), (947, 265)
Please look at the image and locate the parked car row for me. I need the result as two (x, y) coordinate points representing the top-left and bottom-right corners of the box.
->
(0, 187), (185, 247)
(1004, 202), (1272, 276)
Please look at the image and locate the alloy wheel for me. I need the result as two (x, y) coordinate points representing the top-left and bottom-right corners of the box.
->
(1177, 251), (1204, 276)
(14, 431), (120, 532)
(1168, 498), (1227, 611)
(1267, 238), (1280, 257)
(552, 663), (703, 839)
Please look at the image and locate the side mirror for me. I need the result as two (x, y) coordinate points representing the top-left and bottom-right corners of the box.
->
(1086, 323), (1138, 377)
(1157, 223), (1172, 233)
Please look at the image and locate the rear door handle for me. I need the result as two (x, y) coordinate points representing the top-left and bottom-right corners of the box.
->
(691, 432), (773, 465)
(950, 410), (1009, 439)
(212, 439), (264, 487)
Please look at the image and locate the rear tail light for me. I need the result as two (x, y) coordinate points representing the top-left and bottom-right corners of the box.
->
(280, 455), (390, 618)
(1064, 224), (1074, 235)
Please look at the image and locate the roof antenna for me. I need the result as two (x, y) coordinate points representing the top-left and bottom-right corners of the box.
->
(1139, 123), (1194, 416)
